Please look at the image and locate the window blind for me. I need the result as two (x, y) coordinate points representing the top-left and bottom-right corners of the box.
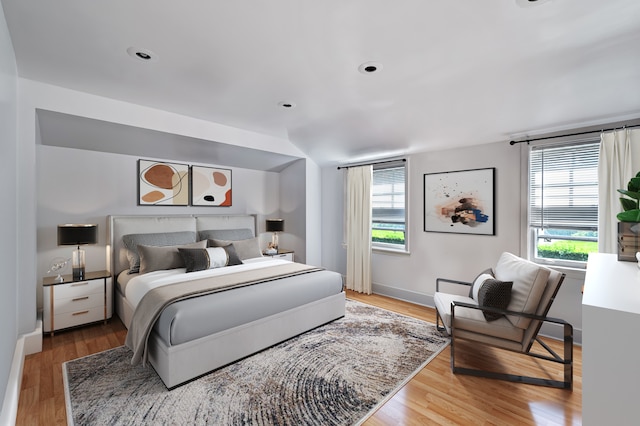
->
(529, 141), (599, 230)
(372, 164), (405, 224)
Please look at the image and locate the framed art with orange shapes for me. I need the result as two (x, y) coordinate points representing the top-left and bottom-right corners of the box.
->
(138, 159), (190, 206)
(191, 165), (232, 207)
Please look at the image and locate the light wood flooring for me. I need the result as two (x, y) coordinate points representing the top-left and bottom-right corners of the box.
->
(17, 291), (581, 425)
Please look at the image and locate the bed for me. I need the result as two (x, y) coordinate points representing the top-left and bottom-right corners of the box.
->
(108, 214), (346, 388)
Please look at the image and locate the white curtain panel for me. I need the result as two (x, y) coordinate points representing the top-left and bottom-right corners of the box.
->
(598, 128), (640, 253)
(346, 165), (373, 294)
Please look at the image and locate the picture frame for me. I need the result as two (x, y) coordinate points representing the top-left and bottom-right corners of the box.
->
(138, 159), (190, 206)
(191, 165), (232, 207)
(423, 167), (495, 235)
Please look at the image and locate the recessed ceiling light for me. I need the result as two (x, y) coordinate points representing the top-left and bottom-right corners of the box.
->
(126, 47), (158, 62)
(515, 0), (550, 6)
(358, 61), (383, 74)
(277, 101), (296, 109)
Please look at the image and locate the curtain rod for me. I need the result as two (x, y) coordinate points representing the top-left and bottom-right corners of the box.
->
(337, 158), (406, 170)
(509, 124), (640, 145)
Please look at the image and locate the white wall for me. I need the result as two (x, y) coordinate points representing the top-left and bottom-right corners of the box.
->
(321, 141), (585, 341)
(0, 0), (19, 413)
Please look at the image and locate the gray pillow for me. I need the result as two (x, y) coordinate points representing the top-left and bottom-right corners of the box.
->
(138, 240), (207, 274)
(122, 231), (197, 274)
(209, 237), (263, 260)
(198, 228), (254, 242)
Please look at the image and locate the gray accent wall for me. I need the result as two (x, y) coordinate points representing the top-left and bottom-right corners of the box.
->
(35, 145), (286, 311)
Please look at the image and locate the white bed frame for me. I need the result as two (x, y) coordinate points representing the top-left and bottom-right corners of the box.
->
(108, 214), (345, 388)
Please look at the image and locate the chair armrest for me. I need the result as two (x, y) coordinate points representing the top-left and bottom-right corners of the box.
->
(436, 278), (473, 292)
(451, 300), (571, 327)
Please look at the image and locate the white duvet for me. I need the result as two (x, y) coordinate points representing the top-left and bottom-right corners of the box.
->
(125, 257), (290, 310)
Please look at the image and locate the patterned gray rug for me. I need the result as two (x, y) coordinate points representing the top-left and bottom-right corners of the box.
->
(64, 299), (448, 425)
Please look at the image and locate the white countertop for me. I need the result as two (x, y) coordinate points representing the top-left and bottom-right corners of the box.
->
(582, 252), (640, 314)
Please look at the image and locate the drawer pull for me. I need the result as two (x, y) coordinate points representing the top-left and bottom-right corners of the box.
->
(72, 296), (89, 302)
(72, 311), (89, 316)
(71, 282), (89, 287)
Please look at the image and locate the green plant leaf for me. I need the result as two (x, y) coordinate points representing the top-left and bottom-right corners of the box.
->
(629, 177), (640, 192)
(620, 198), (638, 211)
(617, 189), (640, 200)
(617, 209), (640, 222)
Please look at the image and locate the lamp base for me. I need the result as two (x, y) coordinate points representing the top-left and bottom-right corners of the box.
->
(72, 247), (86, 281)
(72, 267), (85, 281)
(271, 232), (279, 251)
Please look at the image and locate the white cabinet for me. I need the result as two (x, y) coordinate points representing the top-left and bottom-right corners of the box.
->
(582, 253), (640, 425)
(43, 270), (112, 334)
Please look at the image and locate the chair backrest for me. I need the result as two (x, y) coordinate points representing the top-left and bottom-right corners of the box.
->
(522, 268), (565, 352)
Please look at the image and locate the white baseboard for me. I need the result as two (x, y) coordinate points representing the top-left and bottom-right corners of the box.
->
(0, 315), (43, 426)
(371, 282), (434, 308)
(0, 337), (25, 426)
(23, 317), (43, 355)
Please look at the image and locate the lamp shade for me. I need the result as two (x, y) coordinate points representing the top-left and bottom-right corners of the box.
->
(57, 224), (98, 246)
(266, 219), (284, 233)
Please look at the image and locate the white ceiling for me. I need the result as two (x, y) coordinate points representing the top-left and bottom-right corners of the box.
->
(3, 0), (640, 167)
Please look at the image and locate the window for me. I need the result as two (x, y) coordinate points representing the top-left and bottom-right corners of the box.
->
(372, 161), (407, 251)
(529, 140), (599, 267)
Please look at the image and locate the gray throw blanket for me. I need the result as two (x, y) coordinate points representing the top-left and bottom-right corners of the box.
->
(125, 263), (323, 366)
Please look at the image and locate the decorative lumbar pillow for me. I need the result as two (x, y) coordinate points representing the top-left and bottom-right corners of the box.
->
(122, 231), (197, 274)
(137, 240), (207, 274)
(198, 228), (254, 242)
(178, 247), (230, 273)
(476, 279), (513, 321)
(470, 268), (495, 298)
(209, 237), (263, 261)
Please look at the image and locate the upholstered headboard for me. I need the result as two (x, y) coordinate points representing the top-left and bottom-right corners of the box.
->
(108, 214), (256, 276)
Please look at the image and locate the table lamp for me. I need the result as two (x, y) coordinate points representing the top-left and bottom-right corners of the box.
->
(265, 219), (284, 251)
(57, 224), (98, 280)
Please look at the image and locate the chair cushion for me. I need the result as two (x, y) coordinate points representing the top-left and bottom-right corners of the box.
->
(434, 292), (524, 343)
(469, 268), (494, 297)
(494, 252), (550, 329)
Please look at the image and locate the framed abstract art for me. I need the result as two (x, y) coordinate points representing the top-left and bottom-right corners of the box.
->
(423, 167), (495, 235)
(191, 166), (232, 206)
(138, 159), (190, 206)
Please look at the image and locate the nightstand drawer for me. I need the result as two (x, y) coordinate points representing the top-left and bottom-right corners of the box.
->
(271, 252), (293, 261)
(54, 293), (103, 315)
(53, 279), (103, 299)
(53, 306), (105, 331)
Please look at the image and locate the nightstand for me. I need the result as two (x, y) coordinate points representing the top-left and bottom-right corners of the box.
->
(43, 270), (112, 335)
(263, 249), (294, 262)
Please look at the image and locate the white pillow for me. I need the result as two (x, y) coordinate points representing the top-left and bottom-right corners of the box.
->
(206, 247), (229, 269)
(472, 273), (495, 301)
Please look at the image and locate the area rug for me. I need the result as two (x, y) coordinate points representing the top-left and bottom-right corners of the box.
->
(64, 299), (448, 425)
